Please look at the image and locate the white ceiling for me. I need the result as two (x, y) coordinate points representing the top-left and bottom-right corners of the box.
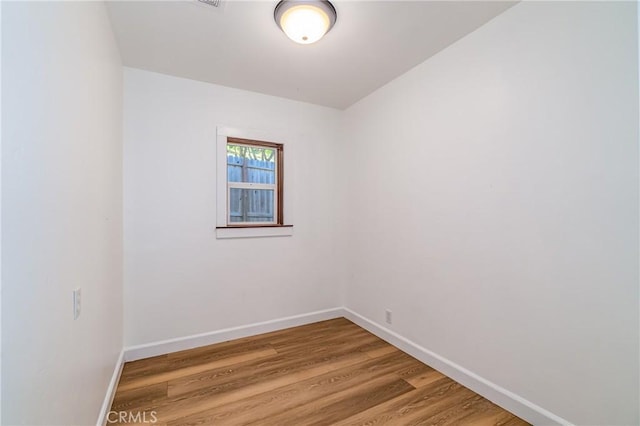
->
(107, 1), (516, 109)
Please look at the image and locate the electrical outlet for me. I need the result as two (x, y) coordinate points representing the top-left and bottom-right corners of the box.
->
(385, 309), (392, 325)
(73, 288), (81, 320)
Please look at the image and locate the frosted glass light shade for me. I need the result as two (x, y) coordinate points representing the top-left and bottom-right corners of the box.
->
(274, 1), (337, 45)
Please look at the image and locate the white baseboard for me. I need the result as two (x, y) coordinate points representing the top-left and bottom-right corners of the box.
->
(342, 308), (572, 426)
(123, 307), (344, 362)
(96, 349), (125, 426)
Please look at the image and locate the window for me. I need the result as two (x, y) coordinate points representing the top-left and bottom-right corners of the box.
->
(215, 127), (293, 239)
(226, 138), (283, 226)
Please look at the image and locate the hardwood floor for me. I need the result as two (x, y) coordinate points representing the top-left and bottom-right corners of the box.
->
(110, 318), (529, 425)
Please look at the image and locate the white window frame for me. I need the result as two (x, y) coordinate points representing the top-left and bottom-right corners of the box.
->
(215, 126), (293, 239)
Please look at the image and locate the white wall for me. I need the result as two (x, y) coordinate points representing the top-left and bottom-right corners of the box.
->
(343, 2), (639, 425)
(2, 2), (123, 425)
(123, 68), (345, 346)
(0, 1), (4, 421)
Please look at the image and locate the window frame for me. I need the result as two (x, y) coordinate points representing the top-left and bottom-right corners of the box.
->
(225, 137), (284, 227)
(215, 126), (293, 239)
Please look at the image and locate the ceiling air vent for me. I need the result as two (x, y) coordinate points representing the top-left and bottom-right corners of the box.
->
(196, 0), (221, 7)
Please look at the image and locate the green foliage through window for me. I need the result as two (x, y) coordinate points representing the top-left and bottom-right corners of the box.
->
(227, 144), (275, 162)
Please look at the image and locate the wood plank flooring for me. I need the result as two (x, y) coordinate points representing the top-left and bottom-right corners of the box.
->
(110, 318), (530, 425)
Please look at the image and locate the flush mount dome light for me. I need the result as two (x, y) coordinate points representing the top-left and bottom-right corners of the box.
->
(274, 0), (337, 44)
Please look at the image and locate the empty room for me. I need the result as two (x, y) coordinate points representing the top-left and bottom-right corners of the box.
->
(2, 0), (638, 425)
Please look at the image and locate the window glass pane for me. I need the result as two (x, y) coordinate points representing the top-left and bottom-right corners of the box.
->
(229, 188), (275, 223)
(227, 144), (276, 183)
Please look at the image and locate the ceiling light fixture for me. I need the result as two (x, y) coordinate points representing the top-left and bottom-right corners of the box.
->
(274, 0), (337, 45)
